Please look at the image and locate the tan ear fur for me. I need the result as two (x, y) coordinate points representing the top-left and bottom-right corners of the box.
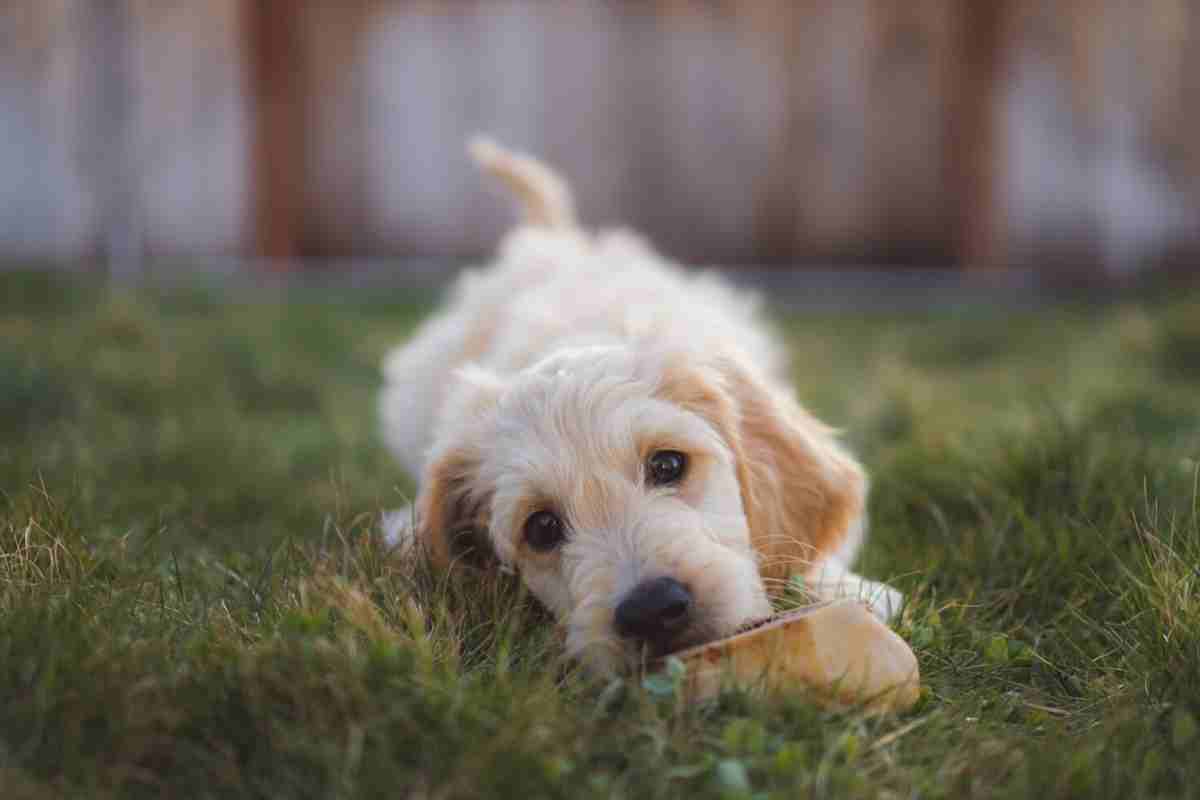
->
(414, 443), (494, 570)
(658, 356), (866, 590)
(414, 366), (507, 569)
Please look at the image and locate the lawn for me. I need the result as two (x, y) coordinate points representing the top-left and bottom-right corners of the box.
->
(2, 269), (1199, 798)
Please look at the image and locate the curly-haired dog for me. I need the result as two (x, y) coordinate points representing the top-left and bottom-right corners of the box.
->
(380, 139), (901, 673)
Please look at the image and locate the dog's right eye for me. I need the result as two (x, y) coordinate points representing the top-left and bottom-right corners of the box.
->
(646, 450), (688, 486)
(524, 510), (566, 551)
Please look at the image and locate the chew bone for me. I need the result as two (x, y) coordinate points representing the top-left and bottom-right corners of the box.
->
(663, 599), (921, 714)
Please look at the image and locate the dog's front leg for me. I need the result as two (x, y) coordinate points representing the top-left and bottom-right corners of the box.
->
(803, 559), (904, 623)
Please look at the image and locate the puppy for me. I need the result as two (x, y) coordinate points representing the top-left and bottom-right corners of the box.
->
(380, 139), (901, 673)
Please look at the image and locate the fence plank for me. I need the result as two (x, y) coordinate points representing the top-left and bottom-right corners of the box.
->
(242, 0), (306, 265)
(0, 0), (1196, 275)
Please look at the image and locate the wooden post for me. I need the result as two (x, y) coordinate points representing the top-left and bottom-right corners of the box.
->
(242, 0), (306, 267)
(947, 0), (1010, 272)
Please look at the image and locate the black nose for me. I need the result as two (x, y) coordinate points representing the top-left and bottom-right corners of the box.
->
(614, 577), (693, 645)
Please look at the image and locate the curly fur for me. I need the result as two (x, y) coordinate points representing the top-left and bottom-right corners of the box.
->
(379, 138), (901, 673)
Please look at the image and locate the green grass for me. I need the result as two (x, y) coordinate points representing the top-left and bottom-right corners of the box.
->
(2, 269), (1200, 798)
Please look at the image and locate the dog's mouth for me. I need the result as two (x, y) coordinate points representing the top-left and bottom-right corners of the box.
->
(633, 637), (700, 663)
(626, 630), (714, 664)
(618, 618), (769, 673)
(650, 614), (776, 661)
(653, 607), (823, 665)
(731, 614), (778, 635)
(654, 602), (840, 665)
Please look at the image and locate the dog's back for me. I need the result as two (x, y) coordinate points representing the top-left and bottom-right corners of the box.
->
(380, 140), (782, 479)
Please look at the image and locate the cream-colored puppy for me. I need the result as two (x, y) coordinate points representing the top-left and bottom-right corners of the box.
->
(380, 139), (901, 673)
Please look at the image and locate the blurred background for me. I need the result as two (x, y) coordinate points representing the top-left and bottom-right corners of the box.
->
(1, 1), (1197, 286)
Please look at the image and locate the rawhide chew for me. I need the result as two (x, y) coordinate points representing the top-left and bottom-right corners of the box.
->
(662, 598), (920, 714)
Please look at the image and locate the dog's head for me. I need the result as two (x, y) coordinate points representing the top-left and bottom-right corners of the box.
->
(413, 341), (865, 673)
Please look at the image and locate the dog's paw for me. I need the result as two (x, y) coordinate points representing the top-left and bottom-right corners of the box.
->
(380, 505), (416, 549)
(805, 560), (904, 623)
(859, 581), (904, 623)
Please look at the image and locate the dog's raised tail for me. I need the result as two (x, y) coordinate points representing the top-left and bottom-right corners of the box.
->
(469, 137), (578, 230)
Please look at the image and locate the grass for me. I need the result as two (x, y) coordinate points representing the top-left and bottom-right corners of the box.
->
(2, 269), (1200, 798)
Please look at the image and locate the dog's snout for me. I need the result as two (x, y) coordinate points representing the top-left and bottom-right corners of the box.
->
(614, 576), (693, 644)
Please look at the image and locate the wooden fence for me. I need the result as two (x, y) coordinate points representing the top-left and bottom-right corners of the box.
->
(1, 1), (1197, 278)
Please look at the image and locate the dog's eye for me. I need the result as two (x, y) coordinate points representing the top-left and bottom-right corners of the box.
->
(524, 510), (566, 551)
(646, 450), (688, 486)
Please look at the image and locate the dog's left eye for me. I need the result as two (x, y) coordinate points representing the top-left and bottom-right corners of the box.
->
(646, 450), (688, 486)
(524, 510), (567, 551)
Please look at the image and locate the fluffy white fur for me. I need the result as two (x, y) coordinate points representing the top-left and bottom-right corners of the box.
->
(380, 139), (901, 673)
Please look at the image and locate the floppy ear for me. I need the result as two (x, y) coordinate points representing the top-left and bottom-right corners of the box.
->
(659, 356), (866, 588)
(412, 366), (505, 570)
(413, 442), (495, 570)
(726, 360), (867, 584)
